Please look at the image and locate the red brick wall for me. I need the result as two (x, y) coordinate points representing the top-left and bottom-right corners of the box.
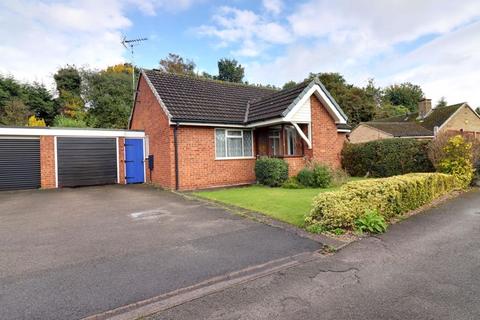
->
(130, 75), (175, 189)
(305, 95), (347, 168)
(118, 137), (126, 184)
(40, 136), (56, 189)
(284, 157), (306, 177)
(177, 126), (256, 190)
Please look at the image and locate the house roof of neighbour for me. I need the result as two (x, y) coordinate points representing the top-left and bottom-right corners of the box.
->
(364, 122), (434, 137)
(363, 102), (467, 136)
(141, 69), (348, 125)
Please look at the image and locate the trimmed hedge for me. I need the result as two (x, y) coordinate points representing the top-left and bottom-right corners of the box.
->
(342, 139), (434, 177)
(255, 157), (289, 187)
(305, 173), (459, 229)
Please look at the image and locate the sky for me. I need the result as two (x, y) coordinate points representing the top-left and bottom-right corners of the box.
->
(1, 0), (480, 107)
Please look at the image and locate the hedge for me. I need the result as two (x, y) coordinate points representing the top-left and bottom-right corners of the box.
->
(342, 139), (434, 177)
(255, 157), (289, 187)
(305, 173), (460, 229)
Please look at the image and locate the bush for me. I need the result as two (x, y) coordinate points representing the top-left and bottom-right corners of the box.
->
(436, 135), (475, 188)
(297, 163), (332, 188)
(342, 139), (434, 177)
(53, 115), (88, 128)
(282, 177), (304, 189)
(306, 173), (459, 229)
(255, 157), (289, 187)
(355, 209), (387, 234)
(330, 168), (350, 187)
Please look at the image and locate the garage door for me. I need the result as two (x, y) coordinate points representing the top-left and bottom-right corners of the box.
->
(57, 137), (117, 187)
(0, 138), (41, 191)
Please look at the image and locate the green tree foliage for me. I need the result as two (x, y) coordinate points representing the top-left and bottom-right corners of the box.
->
(0, 98), (31, 125)
(52, 114), (87, 127)
(282, 81), (297, 90)
(383, 82), (424, 112)
(436, 96), (448, 108)
(217, 58), (245, 83)
(23, 83), (57, 124)
(54, 66), (85, 119)
(159, 53), (196, 75)
(82, 67), (133, 129)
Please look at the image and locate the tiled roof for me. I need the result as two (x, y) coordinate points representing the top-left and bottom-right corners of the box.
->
(365, 122), (434, 137)
(143, 69), (275, 124)
(366, 103), (466, 136)
(142, 70), (348, 125)
(247, 81), (310, 122)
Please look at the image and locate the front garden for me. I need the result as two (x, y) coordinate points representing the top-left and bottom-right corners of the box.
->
(196, 134), (478, 237)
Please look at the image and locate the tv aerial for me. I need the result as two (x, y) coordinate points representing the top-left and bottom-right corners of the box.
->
(121, 36), (148, 97)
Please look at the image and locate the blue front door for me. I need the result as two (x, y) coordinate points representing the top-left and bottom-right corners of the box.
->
(125, 138), (144, 184)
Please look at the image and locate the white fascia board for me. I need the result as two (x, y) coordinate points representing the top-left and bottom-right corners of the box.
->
(0, 127), (145, 138)
(337, 129), (351, 133)
(177, 122), (247, 128)
(284, 84), (347, 124)
(247, 118), (285, 128)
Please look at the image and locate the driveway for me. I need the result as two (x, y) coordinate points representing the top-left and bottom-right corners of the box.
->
(0, 185), (320, 320)
(150, 189), (480, 320)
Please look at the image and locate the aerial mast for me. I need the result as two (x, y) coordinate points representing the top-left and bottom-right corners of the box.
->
(121, 36), (148, 99)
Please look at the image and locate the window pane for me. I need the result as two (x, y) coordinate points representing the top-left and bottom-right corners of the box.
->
(227, 137), (243, 157)
(243, 130), (252, 156)
(287, 129), (296, 155)
(216, 129), (226, 158)
(227, 130), (242, 136)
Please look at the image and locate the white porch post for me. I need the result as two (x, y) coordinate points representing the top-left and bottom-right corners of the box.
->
(291, 122), (312, 149)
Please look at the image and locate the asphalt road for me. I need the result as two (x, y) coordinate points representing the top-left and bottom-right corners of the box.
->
(0, 185), (320, 320)
(151, 188), (480, 320)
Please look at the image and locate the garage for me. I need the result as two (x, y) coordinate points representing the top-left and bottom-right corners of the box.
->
(0, 127), (145, 191)
(57, 137), (118, 187)
(0, 138), (41, 191)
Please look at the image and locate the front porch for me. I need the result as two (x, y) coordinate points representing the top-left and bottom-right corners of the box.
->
(254, 123), (311, 176)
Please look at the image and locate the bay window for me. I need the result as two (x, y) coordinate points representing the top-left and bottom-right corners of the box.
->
(215, 129), (253, 159)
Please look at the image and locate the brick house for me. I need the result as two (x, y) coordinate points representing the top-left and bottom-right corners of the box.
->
(349, 99), (480, 144)
(129, 70), (351, 190)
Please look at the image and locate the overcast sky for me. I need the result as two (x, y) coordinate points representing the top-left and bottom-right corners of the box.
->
(1, 0), (479, 107)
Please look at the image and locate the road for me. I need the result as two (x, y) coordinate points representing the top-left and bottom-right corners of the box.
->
(150, 189), (480, 320)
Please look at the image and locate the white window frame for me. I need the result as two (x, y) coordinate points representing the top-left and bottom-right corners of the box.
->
(286, 126), (297, 156)
(268, 130), (281, 156)
(215, 129), (254, 160)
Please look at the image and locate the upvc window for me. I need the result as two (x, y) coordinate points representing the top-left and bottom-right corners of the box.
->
(268, 130), (280, 156)
(286, 127), (297, 156)
(215, 129), (253, 159)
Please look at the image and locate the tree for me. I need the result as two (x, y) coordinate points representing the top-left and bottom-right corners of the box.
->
(217, 58), (244, 83)
(82, 67), (133, 129)
(54, 66), (85, 120)
(383, 82), (424, 112)
(28, 115), (46, 127)
(23, 83), (57, 125)
(282, 81), (297, 90)
(0, 98), (31, 125)
(159, 53), (196, 75)
(436, 97), (448, 108)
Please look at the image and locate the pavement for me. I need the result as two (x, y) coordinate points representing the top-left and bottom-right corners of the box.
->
(0, 185), (320, 320)
(148, 188), (480, 320)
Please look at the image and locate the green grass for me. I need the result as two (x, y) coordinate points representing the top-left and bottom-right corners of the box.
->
(194, 184), (342, 227)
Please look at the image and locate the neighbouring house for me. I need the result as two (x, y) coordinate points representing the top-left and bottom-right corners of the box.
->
(129, 70), (351, 190)
(349, 99), (480, 144)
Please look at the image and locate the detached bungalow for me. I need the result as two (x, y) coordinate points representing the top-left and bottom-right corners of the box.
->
(349, 99), (480, 144)
(129, 70), (350, 190)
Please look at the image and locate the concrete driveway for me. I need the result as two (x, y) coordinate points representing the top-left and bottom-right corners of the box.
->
(0, 185), (320, 320)
(150, 189), (480, 320)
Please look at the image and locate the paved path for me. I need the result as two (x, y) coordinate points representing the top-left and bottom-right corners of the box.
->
(0, 185), (320, 320)
(150, 189), (480, 320)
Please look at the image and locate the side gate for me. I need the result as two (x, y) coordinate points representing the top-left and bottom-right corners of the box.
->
(125, 138), (145, 184)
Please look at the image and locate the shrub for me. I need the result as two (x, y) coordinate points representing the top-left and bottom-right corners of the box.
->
(282, 177), (304, 189)
(255, 157), (289, 187)
(53, 115), (88, 128)
(429, 132), (480, 172)
(330, 168), (350, 187)
(297, 163), (332, 188)
(297, 168), (315, 187)
(306, 173), (459, 229)
(342, 139), (434, 177)
(436, 135), (475, 188)
(355, 209), (387, 234)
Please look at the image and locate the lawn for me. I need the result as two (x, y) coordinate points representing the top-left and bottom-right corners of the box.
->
(194, 184), (343, 227)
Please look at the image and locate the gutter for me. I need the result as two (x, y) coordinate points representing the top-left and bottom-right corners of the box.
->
(174, 122), (180, 190)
